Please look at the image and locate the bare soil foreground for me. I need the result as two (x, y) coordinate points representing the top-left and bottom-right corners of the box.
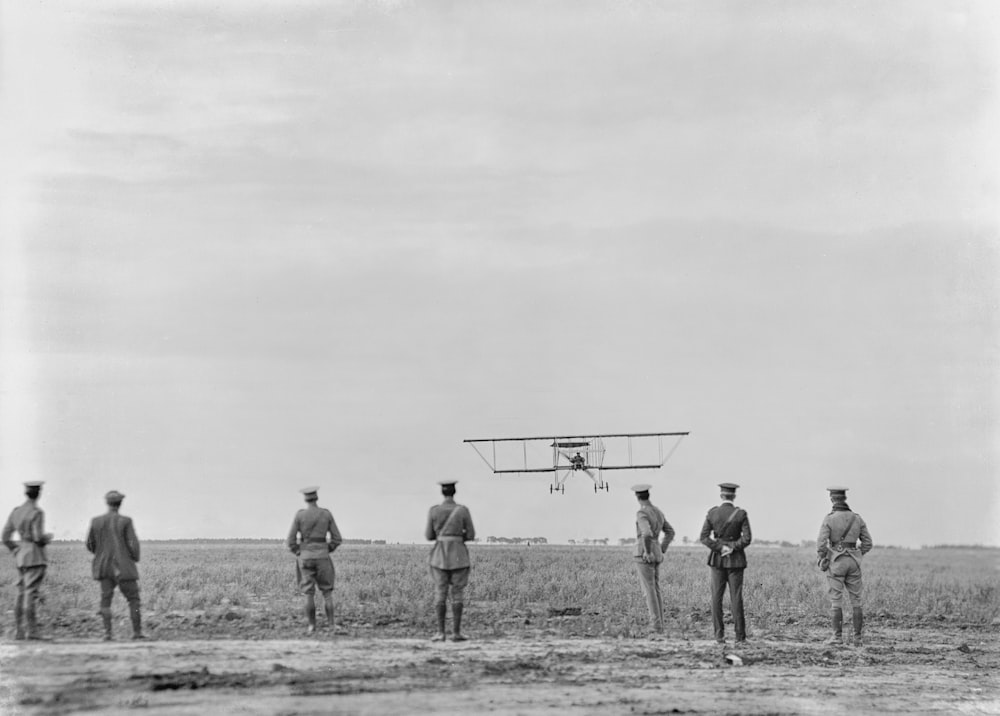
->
(1, 625), (998, 715)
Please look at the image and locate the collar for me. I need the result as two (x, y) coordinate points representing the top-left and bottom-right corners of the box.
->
(721, 499), (734, 505)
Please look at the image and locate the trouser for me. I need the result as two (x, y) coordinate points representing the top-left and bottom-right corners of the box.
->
(15, 566), (47, 635)
(99, 577), (142, 635)
(826, 555), (863, 608)
(635, 560), (664, 632)
(710, 567), (745, 641)
(430, 566), (470, 607)
(99, 576), (140, 609)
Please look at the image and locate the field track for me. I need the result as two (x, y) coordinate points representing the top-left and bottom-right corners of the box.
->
(1, 627), (998, 715)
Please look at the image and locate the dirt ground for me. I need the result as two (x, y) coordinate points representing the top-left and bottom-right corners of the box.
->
(1, 624), (998, 716)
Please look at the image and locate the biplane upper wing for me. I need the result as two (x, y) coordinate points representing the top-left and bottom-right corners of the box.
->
(463, 431), (689, 475)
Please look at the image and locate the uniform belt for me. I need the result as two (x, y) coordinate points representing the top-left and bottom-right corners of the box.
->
(833, 541), (857, 551)
(437, 536), (464, 542)
(304, 539), (328, 544)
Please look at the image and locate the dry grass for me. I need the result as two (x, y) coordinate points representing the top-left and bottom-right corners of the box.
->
(2, 543), (997, 640)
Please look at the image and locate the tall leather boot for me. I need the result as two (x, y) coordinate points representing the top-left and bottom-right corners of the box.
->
(25, 606), (47, 641)
(452, 603), (466, 642)
(852, 607), (863, 645)
(14, 595), (25, 640)
(432, 603), (447, 641)
(129, 601), (145, 640)
(305, 594), (317, 634)
(100, 607), (113, 641)
(323, 594), (336, 631)
(828, 607), (843, 643)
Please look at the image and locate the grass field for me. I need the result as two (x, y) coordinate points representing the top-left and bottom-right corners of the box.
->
(3, 543), (997, 641)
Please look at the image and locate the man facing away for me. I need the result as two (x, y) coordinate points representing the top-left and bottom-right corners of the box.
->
(631, 483), (675, 637)
(86, 490), (144, 640)
(287, 486), (343, 634)
(817, 486), (873, 645)
(2, 480), (53, 640)
(425, 480), (475, 642)
(699, 482), (752, 644)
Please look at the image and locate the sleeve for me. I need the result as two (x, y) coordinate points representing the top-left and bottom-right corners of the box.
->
(817, 517), (831, 557)
(124, 519), (140, 562)
(2, 512), (16, 552)
(736, 513), (752, 550)
(30, 509), (49, 546)
(86, 520), (97, 554)
(462, 508), (475, 542)
(699, 512), (717, 551)
(636, 510), (654, 539)
(286, 515), (301, 554)
(660, 519), (675, 551)
(424, 508), (437, 541)
(858, 517), (873, 555)
(327, 512), (343, 552)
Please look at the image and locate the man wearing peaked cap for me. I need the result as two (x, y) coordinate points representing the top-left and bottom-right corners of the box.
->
(287, 486), (343, 635)
(426, 479), (475, 641)
(699, 482), (753, 644)
(86, 490), (144, 640)
(817, 486), (873, 645)
(3, 481), (54, 640)
(630, 484), (675, 637)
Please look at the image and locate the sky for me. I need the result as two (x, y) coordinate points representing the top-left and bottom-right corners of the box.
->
(1, 0), (998, 548)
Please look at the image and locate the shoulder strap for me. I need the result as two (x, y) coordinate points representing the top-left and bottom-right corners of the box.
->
(719, 506), (743, 538)
(439, 504), (466, 535)
(834, 513), (859, 544)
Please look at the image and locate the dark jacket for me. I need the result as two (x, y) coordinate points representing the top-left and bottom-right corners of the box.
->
(86, 512), (140, 581)
(699, 502), (752, 569)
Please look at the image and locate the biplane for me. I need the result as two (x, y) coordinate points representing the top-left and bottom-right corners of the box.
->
(463, 432), (689, 493)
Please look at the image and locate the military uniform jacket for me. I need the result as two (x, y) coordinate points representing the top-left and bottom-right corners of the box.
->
(426, 499), (475, 570)
(2, 500), (49, 568)
(699, 502), (752, 569)
(634, 502), (675, 563)
(817, 509), (873, 566)
(287, 504), (343, 560)
(86, 512), (141, 581)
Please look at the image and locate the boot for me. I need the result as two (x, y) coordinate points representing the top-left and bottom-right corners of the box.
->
(852, 607), (863, 646)
(100, 607), (113, 641)
(431, 603), (447, 641)
(14, 596), (25, 640)
(129, 601), (146, 640)
(305, 594), (317, 634)
(452, 603), (466, 642)
(323, 594), (337, 632)
(827, 607), (843, 643)
(25, 607), (49, 641)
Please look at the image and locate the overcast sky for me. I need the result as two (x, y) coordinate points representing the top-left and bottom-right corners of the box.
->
(1, 1), (998, 548)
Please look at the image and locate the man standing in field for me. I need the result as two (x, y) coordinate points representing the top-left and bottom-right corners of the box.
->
(287, 486), (343, 635)
(425, 479), (475, 642)
(631, 484), (675, 637)
(699, 482), (752, 644)
(86, 490), (145, 640)
(2, 480), (54, 640)
(817, 486), (873, 645)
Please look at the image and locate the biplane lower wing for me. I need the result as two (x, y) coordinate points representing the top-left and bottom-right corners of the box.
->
(463, 431), (689, 493)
